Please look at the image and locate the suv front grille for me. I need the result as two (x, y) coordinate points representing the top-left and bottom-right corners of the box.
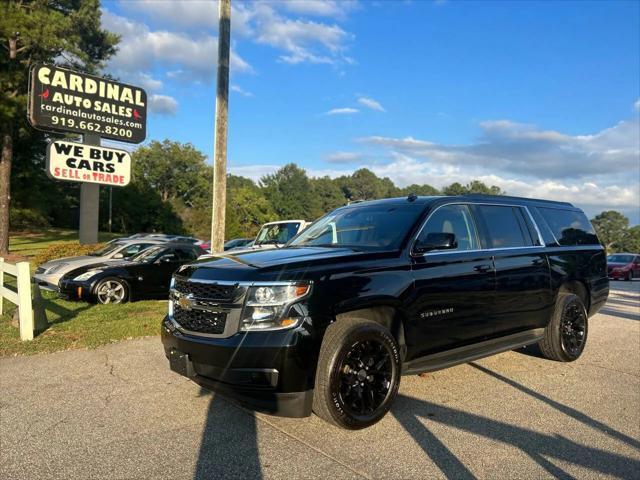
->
(174, 279), (237, 301)
(173, 305), (227, 335)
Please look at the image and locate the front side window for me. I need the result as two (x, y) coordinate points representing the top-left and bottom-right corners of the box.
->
(416, 204), (480, 252)
(122, 243), (152, 257)
(131, 246), (164, 263)
(478, 205), (532, 248)
(289, 205), (424, 250)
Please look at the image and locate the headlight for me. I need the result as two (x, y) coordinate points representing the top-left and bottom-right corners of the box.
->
(47, 263), (68, 274)
(73, 270), (103, 281)
(240, 283), (311, 331)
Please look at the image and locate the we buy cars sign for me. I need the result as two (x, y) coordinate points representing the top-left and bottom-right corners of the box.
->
(46, 141), (131, 187)
(28, 64), (146, 144)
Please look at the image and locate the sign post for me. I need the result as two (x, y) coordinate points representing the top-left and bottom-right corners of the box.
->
(28, 64), (145, 243)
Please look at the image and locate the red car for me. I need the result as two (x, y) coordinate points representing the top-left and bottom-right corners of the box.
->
(607, 253), (640, 280)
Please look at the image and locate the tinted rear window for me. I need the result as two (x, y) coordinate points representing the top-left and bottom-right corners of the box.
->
(477, 205), (533, 248)
(537, 208), (599, 246)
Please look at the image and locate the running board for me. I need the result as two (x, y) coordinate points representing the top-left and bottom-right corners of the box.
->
(402, 328), (545, 375)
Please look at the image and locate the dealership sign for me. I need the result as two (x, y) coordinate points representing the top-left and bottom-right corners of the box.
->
(46, 141), (131, 187)
(28, 64), (147, 143)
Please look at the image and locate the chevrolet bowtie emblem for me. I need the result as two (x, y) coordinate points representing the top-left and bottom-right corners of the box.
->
(177, 294), (194, 311)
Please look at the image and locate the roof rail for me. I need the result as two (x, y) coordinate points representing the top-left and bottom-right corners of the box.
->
(460, 193), (573, 207)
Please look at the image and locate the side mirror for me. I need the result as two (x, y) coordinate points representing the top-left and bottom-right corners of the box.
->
(414, 232), (457, 254)
(113, 253), (124, 259)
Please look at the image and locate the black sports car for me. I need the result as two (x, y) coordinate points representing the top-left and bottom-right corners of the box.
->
(59, 243), (203, 304)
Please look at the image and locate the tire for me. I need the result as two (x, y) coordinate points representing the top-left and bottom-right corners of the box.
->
(94, 277), (129, 304)
(538, 293), (588, 362)
(625, 271), (633, 281)
(313, 317), (401, 429)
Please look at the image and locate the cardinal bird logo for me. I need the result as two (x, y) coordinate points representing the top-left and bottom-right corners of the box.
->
(133, 109), (142, 121)
(39, 89), (50, 100)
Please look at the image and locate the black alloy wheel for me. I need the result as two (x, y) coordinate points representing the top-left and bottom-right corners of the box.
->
(313, 317), (401, 429)
(539, 292), (588, 362)
(560, 301), (587, 358)
(336, 338), (394, 420)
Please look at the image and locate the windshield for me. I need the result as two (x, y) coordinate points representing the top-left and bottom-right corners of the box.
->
(130, 246), (164, 263)
(254, 223), (300, 246)
(89, 242), (125, 257)
(288, 204), (423, 250)
(608, 254), (634, 263)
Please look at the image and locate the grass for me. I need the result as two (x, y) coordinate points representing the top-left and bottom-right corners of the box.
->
(1, 229), (167, 356)
(9, 228), (121, 259)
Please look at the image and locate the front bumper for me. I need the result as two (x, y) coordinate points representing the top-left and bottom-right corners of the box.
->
(608, 270), (628, 279)
(33, 272), (63, 292)
(161, 316), (318, 417)
(58, 278), (94, 301)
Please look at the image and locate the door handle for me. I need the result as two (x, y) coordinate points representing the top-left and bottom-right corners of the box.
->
(474, 264), (492, 273)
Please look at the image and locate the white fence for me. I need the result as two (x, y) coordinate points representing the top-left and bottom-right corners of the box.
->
(0, 259), (34, 341)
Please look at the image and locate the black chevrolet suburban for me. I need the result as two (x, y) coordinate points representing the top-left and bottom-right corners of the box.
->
(162, 195), (608, 429)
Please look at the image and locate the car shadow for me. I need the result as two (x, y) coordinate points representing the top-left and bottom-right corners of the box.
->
(598, 306), (639, 321)
(391, 389), (640, 479)
(194, 388), (263, 480)
(468, 362), (640, 450)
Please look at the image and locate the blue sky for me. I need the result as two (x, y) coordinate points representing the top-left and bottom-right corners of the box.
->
(101, 0), (640, 222)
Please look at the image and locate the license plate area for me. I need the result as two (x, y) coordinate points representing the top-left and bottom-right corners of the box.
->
(169, 349), (195, 378)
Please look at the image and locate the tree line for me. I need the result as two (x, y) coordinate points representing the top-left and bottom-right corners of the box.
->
(8, 138), (639, 252)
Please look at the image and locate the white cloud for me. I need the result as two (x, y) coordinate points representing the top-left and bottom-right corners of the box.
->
(326, 107), (358, 115)
(115, 1), (354, 66)
(102, 10), (252, 82)
(251, 3), (352, 64)
(230, 84), (253, 97)
(148, 94), (178, 115)
(326, 152), (363, 163)
(359, 119), (640, 180)
(118, 0), (254, 36)
(280, 0), (359, 18)
(357, 96), (385, 112)
(635, 98), (640, 111)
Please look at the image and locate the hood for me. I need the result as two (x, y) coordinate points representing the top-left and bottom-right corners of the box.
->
(64, 259), (134, 277)
(185, 246), (394, 282)
(608, 262), (630, 268)
(40, 255), (96, 268)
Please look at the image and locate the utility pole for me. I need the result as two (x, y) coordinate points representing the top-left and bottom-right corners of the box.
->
(79, 134), (100, 244)
(210, 0), (231, 252)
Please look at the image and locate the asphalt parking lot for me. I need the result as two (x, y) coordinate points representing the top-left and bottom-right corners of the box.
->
(1, 282), (639, 480)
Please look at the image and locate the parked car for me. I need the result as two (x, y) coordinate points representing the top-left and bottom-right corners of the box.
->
(59, 243), (203, 304)
(34, 239), (166, 291)
(223, 220), (309, 253)
(223, 238), (252, 250)
(162, 194), (608, 429)
(607, 253), (640, 280)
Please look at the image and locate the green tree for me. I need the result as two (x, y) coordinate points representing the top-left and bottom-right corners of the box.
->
(261, 163), (321, 220)
(0, 0), (119, 253)
(591, 210), (629, 250)
(441, 182), (467, 196)
(311, 176), (346, 214)
(132, 140), (211, 205)
(442, 180), (504, 196)
(225, 186), (275, 239)
(398, 183), (440, 196)
(617, 225), (640, 253)
(337, 168), (398, 201)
